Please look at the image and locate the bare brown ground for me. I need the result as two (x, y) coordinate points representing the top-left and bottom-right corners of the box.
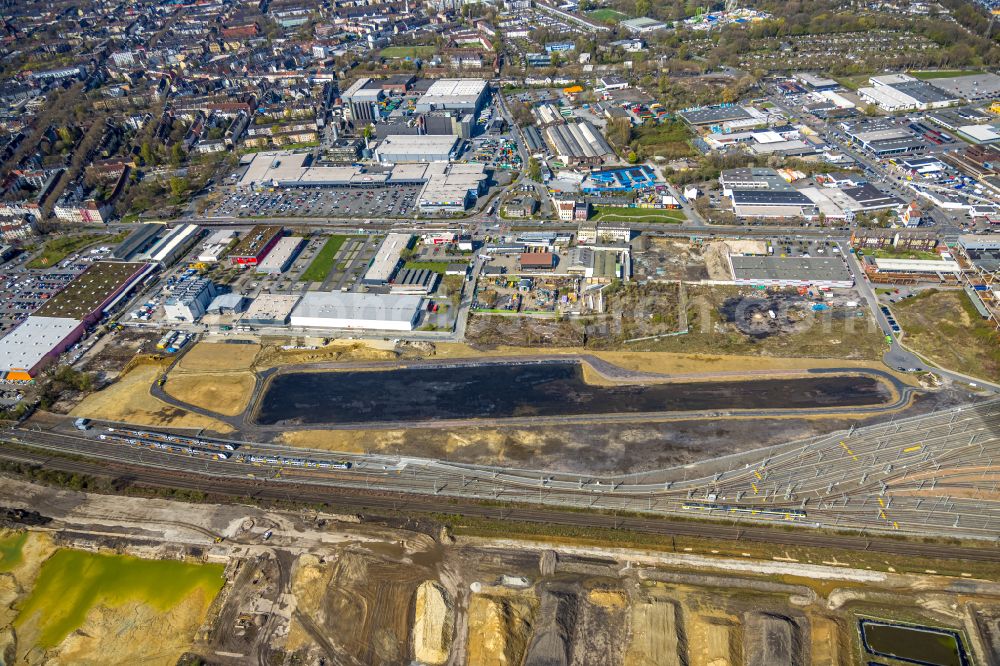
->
(42, 592), (215, 666)
(0, 532), (56, 629)
(434, 343), (913, 385)
(466, 593), (536, 666)
(176, 342), (260, 372)
(688, 614), (741, 666)
(254, 340), (398, 369)
(163, 372), (255, 416)
(70, 364), (233, 432)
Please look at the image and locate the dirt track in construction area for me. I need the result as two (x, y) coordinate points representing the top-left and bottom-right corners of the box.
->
(4, 477), (1000, 666)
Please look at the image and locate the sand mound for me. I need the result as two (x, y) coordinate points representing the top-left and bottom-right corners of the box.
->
(287, 554), (336, 652)
(256, 341), (397, 368)
(412, 581), (453, 665)
(467, 594), (535, 666)
(810, 616), (840, 666)
(690, 616), (739, 666)
(588, 590), (626, 610)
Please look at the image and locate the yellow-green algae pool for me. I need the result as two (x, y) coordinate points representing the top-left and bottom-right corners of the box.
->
(13, 548), (225, 648)
(0, 531), (28, 572)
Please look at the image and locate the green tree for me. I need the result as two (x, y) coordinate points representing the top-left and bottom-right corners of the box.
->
(635, 0), (651, 18)
(140, 141), (156, 166)
(170, 142), (185, 167)
(169, 177), (189, 198)
(527, 157), (542, 182)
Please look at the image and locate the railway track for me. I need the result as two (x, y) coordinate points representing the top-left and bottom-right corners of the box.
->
(0, 440), (997, 563)
(4, 398), (999, 541)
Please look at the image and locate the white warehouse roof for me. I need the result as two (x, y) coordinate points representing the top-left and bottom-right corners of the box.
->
(141, 224), (200, 264)
(0, 316), (81, 376)
(419, 78), (487, 105)
(374, 134), (459, 162)
(874, 258), (961, 273)
(256, 236), (303, 273)
(289, 292), (424, 331)
(364, 233), (412, 284)
(425, 78), (487, 96)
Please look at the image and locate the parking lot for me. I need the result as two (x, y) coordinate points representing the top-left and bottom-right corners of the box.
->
(0, 245), (114, 336)
(210, 184), (423, 219)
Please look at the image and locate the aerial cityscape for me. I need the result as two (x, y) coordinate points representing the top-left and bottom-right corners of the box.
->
(0, 0), (998, 663)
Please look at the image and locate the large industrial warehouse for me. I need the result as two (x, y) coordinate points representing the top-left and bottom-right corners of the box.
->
(417, 163), (488, 214)
(728, 255), (855, 288)
(543, 121), (615, 164)
(236, 151), (485, 212)
(0, 261), (151, 380)
(289, 292), (424, 331)
(363, 233), (412, 285)
(414, 78), (489, 113)
(228, 225), (283, 266)
(374, 134), (459, 164)
(0, 317), (85, 382)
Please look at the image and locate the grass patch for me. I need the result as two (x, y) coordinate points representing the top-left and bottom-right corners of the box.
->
(26, 233), (121, 269)
(631, 119), (695, 159)
(909, 70), (984, 80)
(593, 206), (686, 223)
(587, 8), (628, 23)
(893, 289), (1000, 382)
(299, 235), (352, 282)
(404, 260), (450, 274)
(867, 248), (942, 261)
(380, 45), (435, 59)
(832, 74), (871, 90)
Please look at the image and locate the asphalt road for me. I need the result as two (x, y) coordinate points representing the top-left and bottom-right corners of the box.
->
(843, 243), (1000, 391)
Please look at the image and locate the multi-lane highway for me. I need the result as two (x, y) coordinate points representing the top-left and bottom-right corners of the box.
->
(8, 398), (1000, 542)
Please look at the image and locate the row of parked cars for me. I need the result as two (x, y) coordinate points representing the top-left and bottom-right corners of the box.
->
(880, 304), (901, 334)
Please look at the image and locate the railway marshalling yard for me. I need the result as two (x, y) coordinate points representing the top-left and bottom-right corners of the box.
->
(5, 338), (1000, 665)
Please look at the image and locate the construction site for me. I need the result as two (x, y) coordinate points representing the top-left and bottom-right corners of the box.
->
(0, 473), (997, 666)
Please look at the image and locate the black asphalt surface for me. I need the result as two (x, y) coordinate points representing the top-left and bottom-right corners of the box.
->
(150, 354), (916, 436)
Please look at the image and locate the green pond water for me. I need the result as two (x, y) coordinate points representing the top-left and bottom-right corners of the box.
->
(862, 621), (965, 666)
(0, 532), (28, 572)
(13, 549), (225, 649)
